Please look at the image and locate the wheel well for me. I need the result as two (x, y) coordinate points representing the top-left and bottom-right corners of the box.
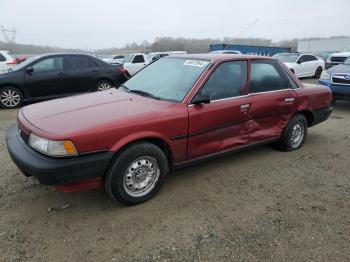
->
(297, 110), (314, 127)
(112, 138), (173, 169)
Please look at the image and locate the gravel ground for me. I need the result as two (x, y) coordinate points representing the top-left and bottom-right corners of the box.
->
(1, 80), (350, 261)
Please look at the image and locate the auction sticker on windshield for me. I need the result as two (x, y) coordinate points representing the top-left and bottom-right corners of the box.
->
(183, 60), (209, 67)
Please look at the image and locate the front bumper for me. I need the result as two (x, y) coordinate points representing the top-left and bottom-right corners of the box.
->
(6, 124), (113, 186)
(319, 79), (350, 98)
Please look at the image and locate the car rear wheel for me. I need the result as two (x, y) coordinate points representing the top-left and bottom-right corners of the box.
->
(105, 142), (168, 205)
(314, 67), (323, 78)
(95, 80), (113, 92)
(278, 114), (308, 151)
(0, 86), (24, 109)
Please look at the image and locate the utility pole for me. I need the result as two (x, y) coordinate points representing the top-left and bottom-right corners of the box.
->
(1, 25), (17, 53)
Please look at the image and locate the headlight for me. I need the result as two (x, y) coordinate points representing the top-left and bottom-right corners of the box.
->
(320, 71), (330, 80)
(28, 133), (78, 157)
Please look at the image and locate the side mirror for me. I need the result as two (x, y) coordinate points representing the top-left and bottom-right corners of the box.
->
(192, 93), (211, 105)
(26, 67), (34, 74)
(297, 60), (302, 64)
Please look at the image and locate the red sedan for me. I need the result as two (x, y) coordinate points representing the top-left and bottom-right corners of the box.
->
(6, 54), (333, 205)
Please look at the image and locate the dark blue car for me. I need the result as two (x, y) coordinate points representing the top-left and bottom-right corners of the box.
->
(319, 57), (350, 103)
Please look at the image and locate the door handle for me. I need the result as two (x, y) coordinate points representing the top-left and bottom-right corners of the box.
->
(57, 71), (65, 76)
(240, 104), (250, 111)
(284, 98), (295, 103)
(91, 69), (98, 73)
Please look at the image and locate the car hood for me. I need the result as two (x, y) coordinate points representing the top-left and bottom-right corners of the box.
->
(21, 89), (176, 137)
(330, 52), (350, 57)
(327, 64), (350, 74)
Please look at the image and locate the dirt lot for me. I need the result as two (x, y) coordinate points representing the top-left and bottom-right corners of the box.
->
(1, 80), (350, 262)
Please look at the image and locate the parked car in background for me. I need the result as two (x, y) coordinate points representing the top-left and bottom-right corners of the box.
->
(326, 48), (350, 68)
(103, 54), (125, 65)
(210, 50), (242, 54)
(6, 54), (332, 205)
(116, 53), (149, 76)
(0, 53), (126, 108)
(0, 50), (17, 67)
(273, 53), (325, 78)
(319, 56), (350, 103)
(147, 51), (187, 62)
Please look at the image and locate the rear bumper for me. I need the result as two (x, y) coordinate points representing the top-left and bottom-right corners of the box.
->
(312, 106), (333, 126)
(6, 124), (113, 186)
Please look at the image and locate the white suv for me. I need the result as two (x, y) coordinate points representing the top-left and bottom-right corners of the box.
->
(0, 50), (15, 69)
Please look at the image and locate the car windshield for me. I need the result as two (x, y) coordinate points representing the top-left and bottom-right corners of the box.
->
(8, 56), (39, 71)
(343, 57), (350, 65)
(123, 58), (210, 102)
(112, 55), (124, 59)
(122, 54), (134, 63)
(273, 54), (299, 63)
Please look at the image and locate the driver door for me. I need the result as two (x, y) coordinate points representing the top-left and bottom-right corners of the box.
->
(24, 56), (68, 98)
(188, 61), (250, 159)
(127, 55), (147, 75)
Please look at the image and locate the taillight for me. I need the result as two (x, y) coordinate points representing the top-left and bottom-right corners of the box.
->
(6, 60), (17, 65)
(119, 67), (126, 75)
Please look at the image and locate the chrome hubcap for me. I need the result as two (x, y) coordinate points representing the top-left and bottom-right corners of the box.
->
(123, 157), (160, 197)
(97, 82), (112, 91)
(1, 89), (20, 107)
(290, 123), (304, 148)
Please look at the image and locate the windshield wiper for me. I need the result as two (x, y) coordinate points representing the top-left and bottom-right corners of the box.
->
(128, 89), (161, 100)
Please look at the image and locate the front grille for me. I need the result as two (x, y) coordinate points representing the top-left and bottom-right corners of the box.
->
(332, 75), (350, 85)
(330, 57), (347, 63)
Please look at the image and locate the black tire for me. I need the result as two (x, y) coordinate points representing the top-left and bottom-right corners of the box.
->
(0, 86), (24, 109)
(314, 67), (322, 78)
(105, 142), (169, 205)
(94, 80), (113, 92)
(278, 114), (308, 151)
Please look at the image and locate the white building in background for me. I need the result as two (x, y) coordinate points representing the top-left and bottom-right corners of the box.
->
(297, 37), (350, 53)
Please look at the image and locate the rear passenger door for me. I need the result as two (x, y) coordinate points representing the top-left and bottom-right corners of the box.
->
(188, 61), (250, 158)
(247, 59), (298, 143)
(66, 55), (97, 94)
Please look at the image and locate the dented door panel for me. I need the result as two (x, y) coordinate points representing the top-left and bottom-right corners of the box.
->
(247, 90), (297, 142)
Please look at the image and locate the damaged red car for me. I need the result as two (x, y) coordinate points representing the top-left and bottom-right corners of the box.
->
(6, 54), (333, 205)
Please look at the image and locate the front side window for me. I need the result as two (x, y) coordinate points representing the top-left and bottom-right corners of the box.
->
(200, 61), (247, 100)
(249, 60), (287, 93)
(123, 58), (209, 102)
(0, 54), (6, 62)
(32, 57), (63, 72)
(133, 55), (145, 63)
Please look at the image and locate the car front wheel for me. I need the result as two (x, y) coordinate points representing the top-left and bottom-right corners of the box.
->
(105, 142), (168, 205)
(278, 114), (308, 151)
(0, 86), (24, 109)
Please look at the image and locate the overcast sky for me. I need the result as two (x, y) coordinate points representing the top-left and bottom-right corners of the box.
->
(1, 0), (349, 49)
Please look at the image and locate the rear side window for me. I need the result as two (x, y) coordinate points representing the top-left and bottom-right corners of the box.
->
(32, 57), (64, 72)
(0, 54), (6, 62)
(68, 56), (93, 70)
(249, 60), (287, 93)
(133, 55), (145, 63)
(201, 61), (247, 100)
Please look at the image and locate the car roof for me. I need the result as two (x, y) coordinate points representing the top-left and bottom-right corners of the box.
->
(170, 53), (274, 62)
